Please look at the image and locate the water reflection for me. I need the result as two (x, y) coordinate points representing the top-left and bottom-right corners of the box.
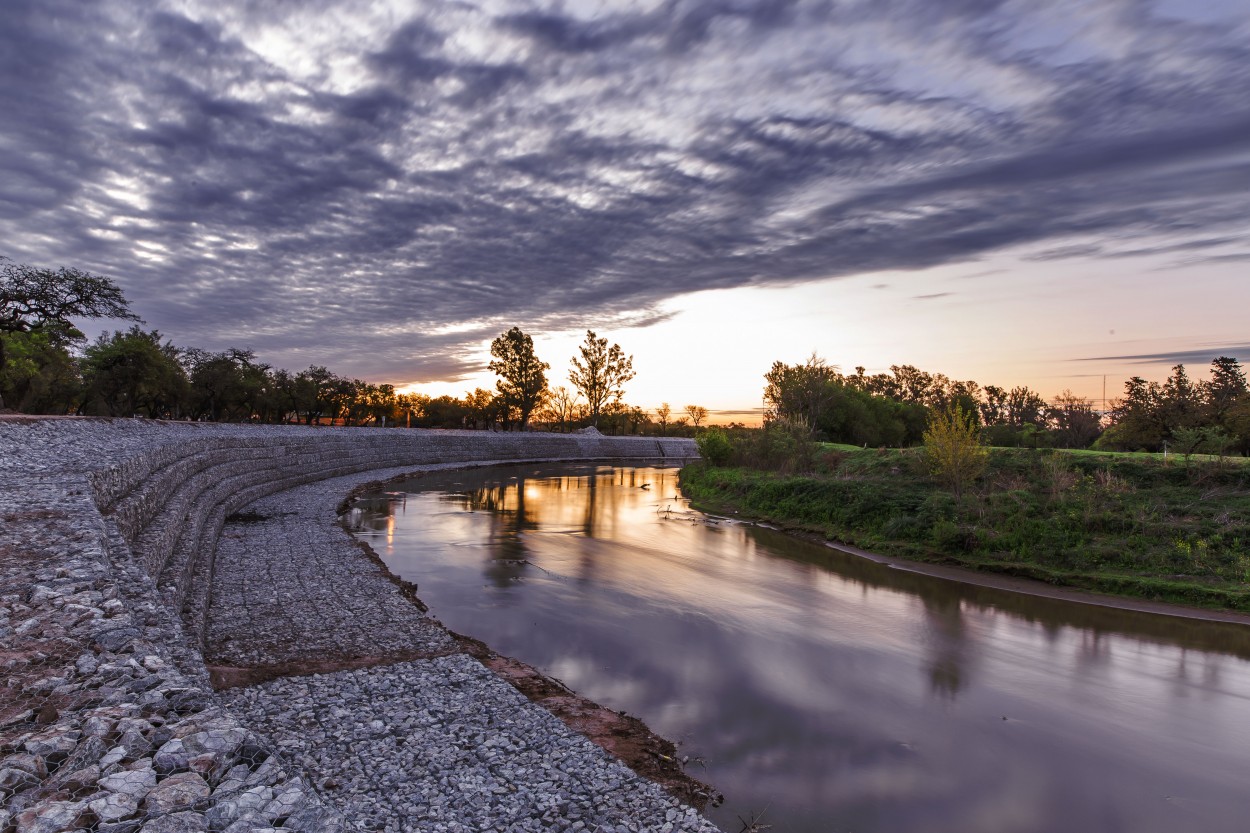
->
(920, 595), (971, 699)
(347, 464), (1250, 833)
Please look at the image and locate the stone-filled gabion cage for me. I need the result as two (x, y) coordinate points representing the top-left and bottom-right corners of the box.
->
(1, 420), (716, 833)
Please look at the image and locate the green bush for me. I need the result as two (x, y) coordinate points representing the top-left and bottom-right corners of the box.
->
(696, 427), (734, 466)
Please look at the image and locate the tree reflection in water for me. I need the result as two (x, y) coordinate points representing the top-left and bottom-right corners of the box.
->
(346, 463), (1250, 833)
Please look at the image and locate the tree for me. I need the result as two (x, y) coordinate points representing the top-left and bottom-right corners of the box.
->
(1004, 386), (1047, 428)
(685, 404), (708, 427)
(0, 330), (81, 413)
(923, 402), (987, 499)
(183, 348), (268, 422)
(464, 387), (499, 429)
(395, 392), (429, 428)
(655, 402), (672, 435)
(1206, 356), (1247, 426)
(536, 385), (579, 432)
(80, 327), (187, 418)
(294, 365), (339, 425)
(763, 354), (840, 429)
(0, 257), (138, 409)
(1171, 426), (1232, 465)
(1105, 376), (1167, 450)
(1224, 398), (1250, 455)
(489, 326), (549, 430)
(568, 330), (635, 427)
(419, 395), (470, 428)
(889, 364), (938, 405)
(1047, 390), (1102, 449)
(1160, 364), (1201, 433)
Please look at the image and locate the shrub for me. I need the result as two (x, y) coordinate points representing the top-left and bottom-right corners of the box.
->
(696, 427), (734, 467)
(923, 403), (987, 498)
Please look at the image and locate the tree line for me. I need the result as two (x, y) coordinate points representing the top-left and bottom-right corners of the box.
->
(761, 354), (1250, 455)
(1, 257), (712, 433)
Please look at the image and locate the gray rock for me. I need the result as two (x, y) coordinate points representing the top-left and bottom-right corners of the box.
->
(53, 764), (101, 795)
(94, 626), (140, 652)
(14, 799), (87, 833)
(90, 789), (142, 823)
(100, 764), (157, 801)
(1, 422), (711, 833)
(180, 727), (248, 760)
(23, 727), (79, 762)
(98, 820), (143, 833)
(260, 782), (311, 820)
(204, 785), (274, 832)
(0, 767), (41, 796)
(280, 805), (344, 833)
(100, 745), (128, 768)
(143, 772), (210, 815)
(1, 753), (47, 778)
(117, 729), (154, 758)
(139, 811), (210, 833)
(153, 739), (190, 773)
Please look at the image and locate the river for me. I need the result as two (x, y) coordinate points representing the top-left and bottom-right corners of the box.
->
(345, 462), (1250, 833)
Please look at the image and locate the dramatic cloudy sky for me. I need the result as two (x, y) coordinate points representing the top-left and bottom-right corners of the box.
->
(3, 0), (1249, 417)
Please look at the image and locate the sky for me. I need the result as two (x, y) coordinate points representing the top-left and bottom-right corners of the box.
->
(2, 0), (1248, 422)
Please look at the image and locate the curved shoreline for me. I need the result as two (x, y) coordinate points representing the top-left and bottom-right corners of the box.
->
(0, 419), (717, 832)
(206, 464), (720, 810)
(696, 509), (1250, 628)
(345, 467), (721, 807)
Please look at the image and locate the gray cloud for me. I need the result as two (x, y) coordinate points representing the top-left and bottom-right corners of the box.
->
(2, 0), (1249, 382)
(1074, 346), (1250, 366)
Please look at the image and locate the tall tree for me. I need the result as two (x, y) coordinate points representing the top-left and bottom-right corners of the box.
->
(685, 404), (708, 427)
(1160, 364), (1201, 433)
(1104, 376), (1167, 450)
(569, 330), (635, 427)
(0, 257), (138, 409)
(763, 354), (840, 429)
(655, 402), (672, 435)
(489, 326), (549, 430)
(1206, 356), (1247, 425)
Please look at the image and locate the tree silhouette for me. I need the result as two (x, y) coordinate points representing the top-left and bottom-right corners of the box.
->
(489, 326), (549, 429)
(568, 330), (634, 428)
(1, 257), (137, 409)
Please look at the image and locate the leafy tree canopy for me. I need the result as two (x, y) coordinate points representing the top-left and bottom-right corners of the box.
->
(489, 326), (549, 429)
(569, 330), (634, 427)
(1, 257), (138, 338)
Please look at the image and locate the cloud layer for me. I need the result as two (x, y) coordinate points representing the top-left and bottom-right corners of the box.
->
(2, 0), (1248, 381)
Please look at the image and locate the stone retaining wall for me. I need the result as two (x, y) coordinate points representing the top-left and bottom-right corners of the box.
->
(0, 421), (697, 833)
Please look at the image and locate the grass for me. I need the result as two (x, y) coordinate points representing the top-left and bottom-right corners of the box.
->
(679, 446), (1250, 612)
(1055, 447), (1250, 465)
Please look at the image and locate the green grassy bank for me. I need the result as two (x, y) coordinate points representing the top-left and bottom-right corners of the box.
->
(679, 446), (1250, 612)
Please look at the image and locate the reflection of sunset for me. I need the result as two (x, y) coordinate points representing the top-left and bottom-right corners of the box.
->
(347, 463), (1250, 833)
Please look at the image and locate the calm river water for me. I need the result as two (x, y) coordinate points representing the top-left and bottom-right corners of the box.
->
(346, 463), (1250, 833)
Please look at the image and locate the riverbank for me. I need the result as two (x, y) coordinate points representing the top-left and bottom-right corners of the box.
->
(679, 447), (1250, 614)
(0, 418), (714, 832)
